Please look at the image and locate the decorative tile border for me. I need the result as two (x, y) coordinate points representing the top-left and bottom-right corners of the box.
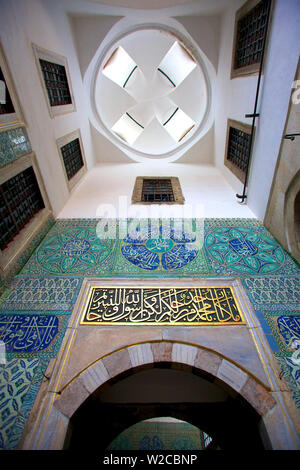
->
(0, 126), (31, 168)
(0, 276), (83, 312)
(241, 277), (300, 308)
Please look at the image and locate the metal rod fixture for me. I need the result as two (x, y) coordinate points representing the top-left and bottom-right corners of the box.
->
(126, 112), (144, 128)
(284, 133), (300, 141)
(163, 107), (179, 126)
(157, 68), (176, 87)
(236, 0), (272, 203)
(123, 65), (138, 88)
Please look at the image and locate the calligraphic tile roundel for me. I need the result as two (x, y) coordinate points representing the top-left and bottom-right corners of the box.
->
(204, 227), (286, 274)
(36, 228), (114, 274)
(121, 224), (199, 270)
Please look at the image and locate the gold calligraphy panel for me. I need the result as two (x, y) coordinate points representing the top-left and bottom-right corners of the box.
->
(80, 287), (245, 325)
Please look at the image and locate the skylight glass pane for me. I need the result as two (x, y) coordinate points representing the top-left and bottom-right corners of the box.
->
(158, 41), (197, 87)
(112, 113), (144, 145)
(163, 107), (195, 142)
(102, 46), (137, 88)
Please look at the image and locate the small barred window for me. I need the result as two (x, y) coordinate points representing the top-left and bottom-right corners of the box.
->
(60, 138), (84, 181)
(224, 120), (253, 183)
(231, 0), (271, 78)
(141, 179), (175, 203)
(39, 59), (72, 107)
(234, 0), (269, 70)
(0, 167), (45, 250)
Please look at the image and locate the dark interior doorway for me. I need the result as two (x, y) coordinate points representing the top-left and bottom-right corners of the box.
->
(65, 364), (266, 451)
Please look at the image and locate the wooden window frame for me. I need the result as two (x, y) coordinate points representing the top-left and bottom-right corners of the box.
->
(224, 119), (254, 183)
(0, 153), (52, 279)
(231, 0), (273, 79)
(32, 43), (76, 118)
(132, 177), (185, 205)
(0, 40), (24, 128)
(56, 129), (87, 192)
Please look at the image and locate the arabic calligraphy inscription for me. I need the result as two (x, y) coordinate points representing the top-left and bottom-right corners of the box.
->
(81, 287), (245, 325)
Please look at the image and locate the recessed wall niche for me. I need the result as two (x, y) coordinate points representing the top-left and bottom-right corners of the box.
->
(32, 44), (76, 118)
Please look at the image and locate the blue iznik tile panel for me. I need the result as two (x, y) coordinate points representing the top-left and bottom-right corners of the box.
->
(0, 126), (32, 168)
(0, 314), (59, 353)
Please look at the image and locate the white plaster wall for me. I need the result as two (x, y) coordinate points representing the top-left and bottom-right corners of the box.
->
(90, 120), (214, 165)
(0, 0), (94, 216)
(214, 0), (300, 221)
(214, 0), (257, 196)
(69, 14), (124, 78)
(175, 14), (221, 73)
(247, 0), (300, 221)
(58, 161), (255, 219)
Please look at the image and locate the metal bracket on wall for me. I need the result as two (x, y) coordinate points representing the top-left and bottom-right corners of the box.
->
(284, 133), (300, 141)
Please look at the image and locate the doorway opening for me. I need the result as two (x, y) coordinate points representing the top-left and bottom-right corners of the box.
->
(65, 365), (265, 451)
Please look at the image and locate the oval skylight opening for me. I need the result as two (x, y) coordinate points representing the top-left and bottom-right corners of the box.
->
(93, 27), (212, 159)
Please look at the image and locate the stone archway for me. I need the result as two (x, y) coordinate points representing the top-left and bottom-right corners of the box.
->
(285, 169), (300, 263)
(54, 342), (276, 419)
(23, 341), (279, 450)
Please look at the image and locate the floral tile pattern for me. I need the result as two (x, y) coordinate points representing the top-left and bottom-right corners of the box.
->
(204, 221), (299, 276)
(24, 225), (116, 276)
(0, 357), (46, 449)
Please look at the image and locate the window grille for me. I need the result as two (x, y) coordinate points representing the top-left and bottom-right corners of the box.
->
(141, 179), (175, 203)
(60, 138), (84, 181)
(234, 0), (269, 70)
(226, 126), (251, 176)
(0, 166), (45, 250)
(39, 59), (72, 107)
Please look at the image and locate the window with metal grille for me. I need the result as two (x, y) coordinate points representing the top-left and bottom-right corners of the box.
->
(60, 138), (84, 181)
(226, 125), (251, 181)
(39, 59), (72, 107)
(0, 166), (45, 251)
(234, 0), (269, 71)
(142, 179), (175, 203)
(0, 66), (15, 115)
